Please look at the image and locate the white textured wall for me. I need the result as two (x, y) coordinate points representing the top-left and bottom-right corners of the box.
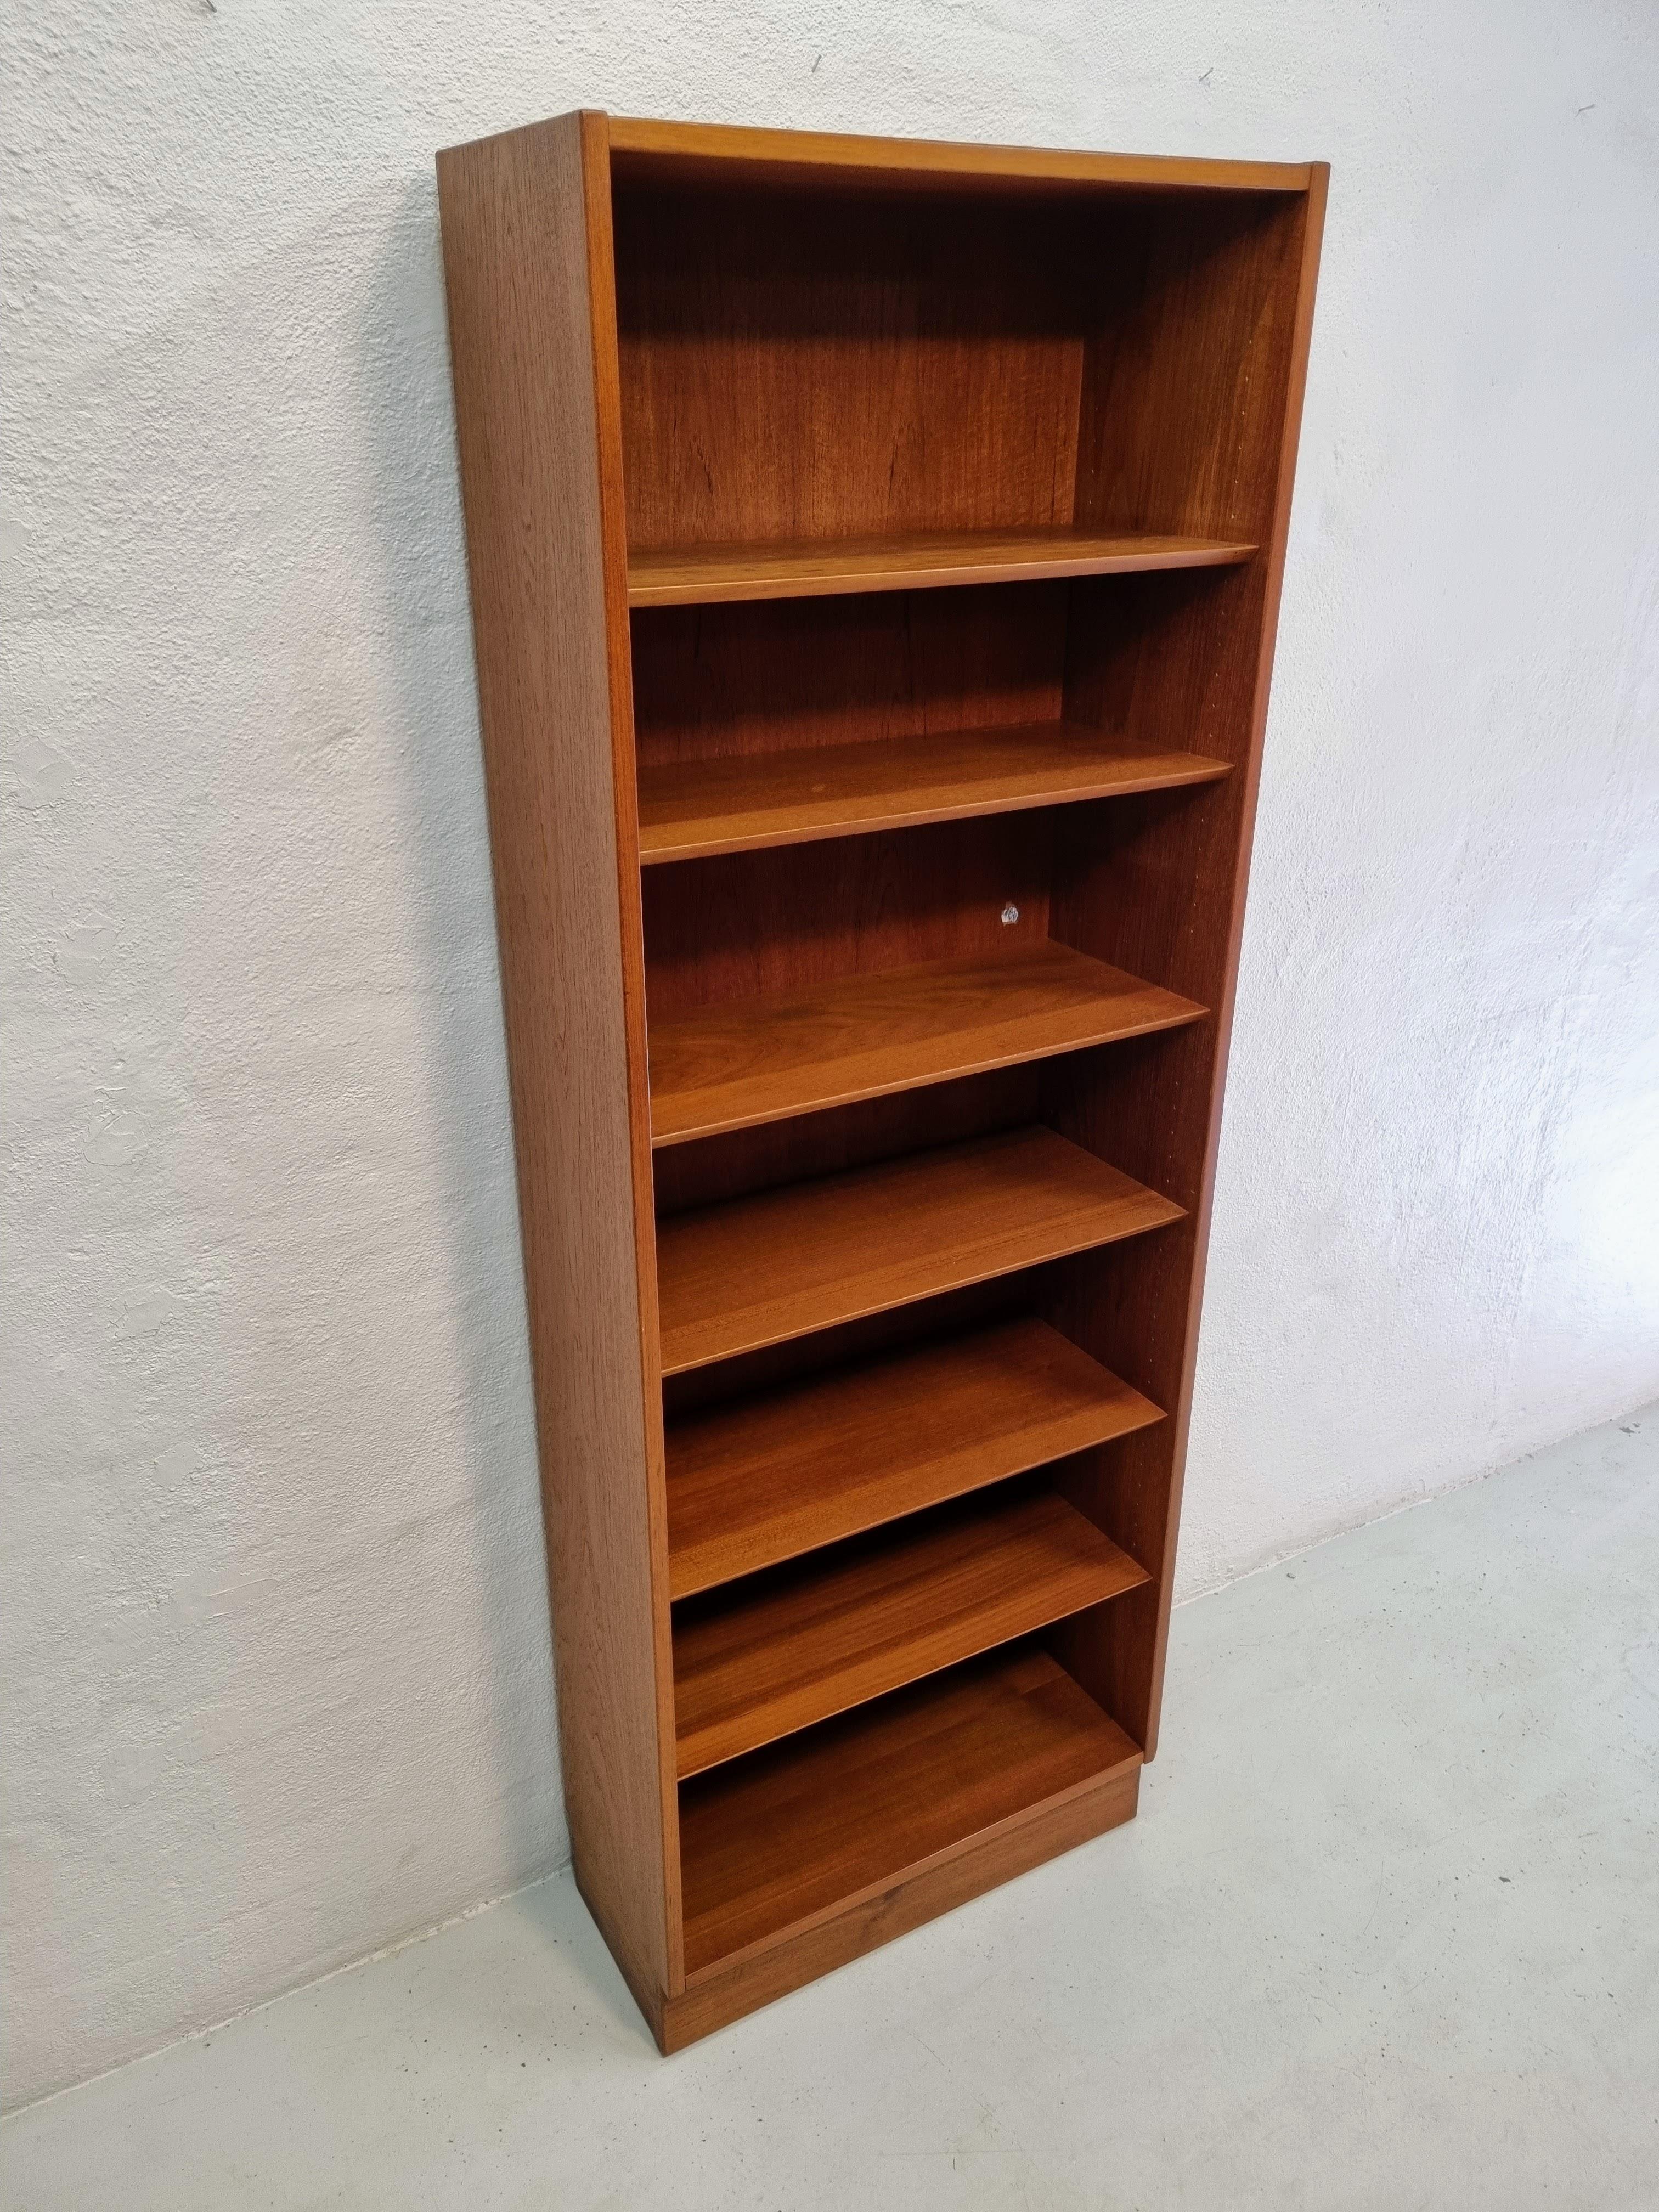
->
(3, 0), (1656, 2113)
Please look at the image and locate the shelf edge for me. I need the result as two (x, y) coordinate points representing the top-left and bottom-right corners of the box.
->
(628, 536), (1256, 609)
(637, 741), (1232, 866)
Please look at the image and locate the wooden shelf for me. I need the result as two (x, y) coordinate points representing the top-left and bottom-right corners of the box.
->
(657, 1125), (1183, 1376)
(637, 722), (1231, 865)
(667, 1318), (1163, 1599)
(650, 942), (1206, 1148)
(628, 527), (1255, 608)
(679, 1644), (1142, 1976)
(674, 1488), (1148, 1778)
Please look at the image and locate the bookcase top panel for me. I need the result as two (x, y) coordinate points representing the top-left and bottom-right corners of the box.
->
(607, 113), (1318, 199)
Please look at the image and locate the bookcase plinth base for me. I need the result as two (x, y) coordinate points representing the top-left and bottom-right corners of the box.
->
(622, 1759), (1141, 2055)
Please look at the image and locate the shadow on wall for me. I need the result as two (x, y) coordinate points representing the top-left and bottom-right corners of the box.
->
(354, 171), (571, 1900)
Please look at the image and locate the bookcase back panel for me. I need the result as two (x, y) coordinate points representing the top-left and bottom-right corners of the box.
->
(614, 178), (1301, 558)
(613, 184), (1086, 546)
(661, 1265), (1046, 1422)
(640, 812), (1056, 1021)
(630, 583), (1069, 769)
(652, 1060), (1040, 1217)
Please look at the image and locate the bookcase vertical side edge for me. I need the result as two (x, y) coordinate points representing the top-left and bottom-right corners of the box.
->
(576, 110), (685, 1992)
(1046, 173), (1328, 1760)
(437, 108), (679, 2021)
(1136, 171), (1330, 1756)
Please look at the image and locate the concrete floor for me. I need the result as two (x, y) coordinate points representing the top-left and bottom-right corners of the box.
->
(5, 1406), (1656, 2211)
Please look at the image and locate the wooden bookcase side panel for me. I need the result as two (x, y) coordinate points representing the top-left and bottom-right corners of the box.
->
(436, 110), (685, 2005)
(1043, 177), (1329, 1754)
(1071, 192), (1309, 545)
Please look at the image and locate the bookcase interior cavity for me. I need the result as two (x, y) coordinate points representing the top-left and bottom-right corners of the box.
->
(437, 111), (1325, 2051)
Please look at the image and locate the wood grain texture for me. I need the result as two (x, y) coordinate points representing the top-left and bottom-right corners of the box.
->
(616, 182), (1086, 552)
(1041, 178), (1330, 1760)
(436, 110), (681, 2011)
(665, 1317), (1164, 1598)
(647, 940), (1206, 1146)
(609, 114), (1313, 197)
(637, 720), (1229, 864)
(656, 1124), (1184, 1375)
(631, 583), (1071, 780)
(640, 811), (1057, 1028)
(612, 165), (1287, 560)
(652, 1063), (1042, 1228)
(662, 1752), (1139, 2049)
(674, 1489), (1148, 1777)
(628, 528), (1254, 606)
(441, 108), (1327, 2045)
(677, 1645), (1142, 1977)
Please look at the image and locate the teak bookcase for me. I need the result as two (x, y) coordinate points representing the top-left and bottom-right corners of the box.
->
(437, 111), (1326, 2052)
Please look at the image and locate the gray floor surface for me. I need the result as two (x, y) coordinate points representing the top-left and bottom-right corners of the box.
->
(5, 1404), (1656, 2211)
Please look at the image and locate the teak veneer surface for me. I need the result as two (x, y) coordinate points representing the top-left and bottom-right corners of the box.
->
(655, 1125), (1184, 1375)
(1036, 174), (1330, 1766)
(664, 1752), (1139, 2046)
(435, 108), (680, 2014)
(630, 587), (1075, 789)
(678, 1645), (1142, 1976)
(609, 114), (1316, 197)
(648, 941), (1206, 1147)
(628, 528), (1255, 607)
(665, 1317), (1164, 1598)
(674, 1489), (1148, 1778)
(615, 182), (1091, 556)
(439, 103), (1327, 2049)
(636, 722), (1231, 864)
